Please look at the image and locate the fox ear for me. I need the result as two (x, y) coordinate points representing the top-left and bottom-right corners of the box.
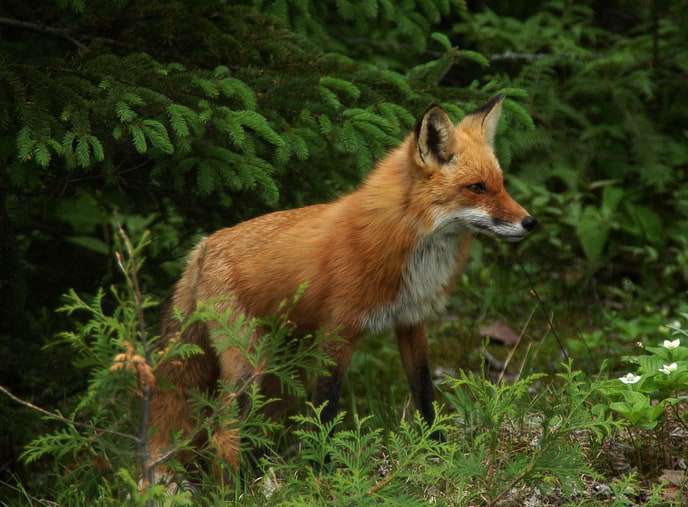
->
(414, 105), (456, 171)
(467, 95), (504, 149)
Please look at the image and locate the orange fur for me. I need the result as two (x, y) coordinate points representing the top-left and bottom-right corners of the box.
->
(148, 96), (534, 477)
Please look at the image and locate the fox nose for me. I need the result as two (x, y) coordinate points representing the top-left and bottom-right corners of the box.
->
(521, 216), (538, 232)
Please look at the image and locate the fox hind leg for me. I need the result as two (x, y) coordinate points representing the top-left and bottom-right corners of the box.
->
(147, 321), (219, 484)
(210, 313), (264, 474)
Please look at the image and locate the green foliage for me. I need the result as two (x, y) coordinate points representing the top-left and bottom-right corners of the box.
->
(264, 404), (453, 505)
(14, 225), (332, 504)
(453, 1), (688, 282)
(443, 363), (619, 501)
(598, 315), (688, 431)
(5, 228), (686, 505)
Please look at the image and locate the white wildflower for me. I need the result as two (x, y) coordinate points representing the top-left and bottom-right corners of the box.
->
(618, 373), (641, 385)
(663, 339), (680, 350)
(659, 362), (678, 375)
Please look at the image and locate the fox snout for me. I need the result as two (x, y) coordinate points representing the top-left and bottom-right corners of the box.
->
(521, 216), (538, 231)
(484, 192), (537, 242)
(488, 214), (538, 242)
(456, 207), (536, 242)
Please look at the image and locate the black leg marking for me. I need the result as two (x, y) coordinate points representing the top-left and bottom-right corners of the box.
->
(410, 360), (444, 441)
(314, 371), (343, 426)
(413, 361), (435, 427)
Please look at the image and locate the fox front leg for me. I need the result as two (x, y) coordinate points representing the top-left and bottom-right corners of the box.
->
(396, 324), (443, 440)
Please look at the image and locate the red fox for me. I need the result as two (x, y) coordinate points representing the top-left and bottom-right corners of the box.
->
(148, 95), (536, 476)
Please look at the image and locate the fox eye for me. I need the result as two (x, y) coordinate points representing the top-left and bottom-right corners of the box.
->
(467, 182), (487, 194)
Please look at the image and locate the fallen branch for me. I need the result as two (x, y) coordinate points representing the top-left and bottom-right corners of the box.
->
(367, 467), (397, 496)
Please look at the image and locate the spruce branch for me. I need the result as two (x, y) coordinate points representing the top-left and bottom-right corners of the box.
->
(490, 51), (550, 61)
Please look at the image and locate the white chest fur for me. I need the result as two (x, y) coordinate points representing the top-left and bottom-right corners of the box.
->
(361, 233), (461, 333)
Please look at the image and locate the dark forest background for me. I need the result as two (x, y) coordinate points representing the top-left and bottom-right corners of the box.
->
(1, 0), (688, 504)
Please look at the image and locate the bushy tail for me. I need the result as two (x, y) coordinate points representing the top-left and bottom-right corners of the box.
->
(158, 236), (218, 387)
(161, 237), (207, 336)
(148, 237), (219, 475)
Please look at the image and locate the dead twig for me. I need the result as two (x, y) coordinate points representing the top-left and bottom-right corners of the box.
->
(517, 261), (570, 363)
(0, 17), (133, 53)
(515, 342), (533, 382)
(498, 304), (538, 384)
(481, 348), (505, 371)
(0, 384), (141, 443)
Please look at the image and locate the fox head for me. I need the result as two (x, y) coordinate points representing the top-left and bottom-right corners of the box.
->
(410, 96), (536, 241)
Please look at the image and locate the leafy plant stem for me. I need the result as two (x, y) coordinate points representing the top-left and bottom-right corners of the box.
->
(671, 403), (688, 433)
(487, 460), (535, 507)
(366, 434), (425, 496)
(625, 427), (642, 470)
(115, 225), (155, 498)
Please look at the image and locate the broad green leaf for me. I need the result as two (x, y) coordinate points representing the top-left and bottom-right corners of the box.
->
(601, 186), (624, 218)
(628, 204), (663, 245)
(576, 206), (609, 266)
(67, 236), (109, 255)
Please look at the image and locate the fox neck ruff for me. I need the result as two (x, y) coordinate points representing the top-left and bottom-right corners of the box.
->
(359, 229), (466, 332)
